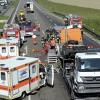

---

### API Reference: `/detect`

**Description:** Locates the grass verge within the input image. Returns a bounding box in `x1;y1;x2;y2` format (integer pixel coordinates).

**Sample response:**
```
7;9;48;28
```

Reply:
0;0;20;29
0;15;9;20
0;23;5;29
37;0;100;35
11;0;20;7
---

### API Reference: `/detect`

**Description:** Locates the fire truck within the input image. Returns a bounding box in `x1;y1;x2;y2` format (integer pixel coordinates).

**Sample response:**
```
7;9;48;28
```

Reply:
63;14;82;29
0;56;54;99
19;20;40;37
3;24;24;46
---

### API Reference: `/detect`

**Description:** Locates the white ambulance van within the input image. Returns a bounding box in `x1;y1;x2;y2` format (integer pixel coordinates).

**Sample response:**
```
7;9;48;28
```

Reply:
0;56;54;99
0;37;19;59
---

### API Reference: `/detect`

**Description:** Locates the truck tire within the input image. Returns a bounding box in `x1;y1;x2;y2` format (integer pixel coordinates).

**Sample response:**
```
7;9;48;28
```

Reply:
70;90;75;100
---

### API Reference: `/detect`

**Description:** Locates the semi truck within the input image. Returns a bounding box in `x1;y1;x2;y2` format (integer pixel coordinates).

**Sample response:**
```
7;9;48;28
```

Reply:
59;45;100;99
0;56;54;99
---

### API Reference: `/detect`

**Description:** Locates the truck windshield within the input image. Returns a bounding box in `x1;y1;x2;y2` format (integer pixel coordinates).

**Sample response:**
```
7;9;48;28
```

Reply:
79;58;100;71
7;32;15;37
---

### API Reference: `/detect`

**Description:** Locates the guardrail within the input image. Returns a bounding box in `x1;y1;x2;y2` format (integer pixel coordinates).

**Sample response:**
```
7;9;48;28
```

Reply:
83;25;100;40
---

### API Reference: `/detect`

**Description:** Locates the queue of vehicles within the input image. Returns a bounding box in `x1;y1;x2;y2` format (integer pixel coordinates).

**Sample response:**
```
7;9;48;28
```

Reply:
0;6;54;100
41;14;100;100
0;1;100;99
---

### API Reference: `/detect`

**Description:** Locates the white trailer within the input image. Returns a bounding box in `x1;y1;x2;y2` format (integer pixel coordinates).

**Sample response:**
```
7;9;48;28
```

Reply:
25;1;34;13
0;37;19;59
0;56;54;99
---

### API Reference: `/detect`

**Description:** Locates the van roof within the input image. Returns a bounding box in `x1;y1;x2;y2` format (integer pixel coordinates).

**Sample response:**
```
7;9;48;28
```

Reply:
0;37;19;45
0;56;39;70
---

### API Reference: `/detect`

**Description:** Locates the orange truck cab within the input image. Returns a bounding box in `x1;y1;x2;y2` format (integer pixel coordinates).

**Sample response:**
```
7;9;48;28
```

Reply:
60;28;83;44
53;26;83;44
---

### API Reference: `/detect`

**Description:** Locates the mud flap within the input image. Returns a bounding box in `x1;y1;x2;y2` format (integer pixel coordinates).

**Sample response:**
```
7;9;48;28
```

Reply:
46;64;54;87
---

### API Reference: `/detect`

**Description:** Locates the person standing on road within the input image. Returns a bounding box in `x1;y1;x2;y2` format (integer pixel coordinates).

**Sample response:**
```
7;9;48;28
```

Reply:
50;37;56;49
32;34;37;45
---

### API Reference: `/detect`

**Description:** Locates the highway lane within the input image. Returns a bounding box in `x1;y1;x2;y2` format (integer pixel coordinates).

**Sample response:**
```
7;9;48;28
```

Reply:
12;0;71;100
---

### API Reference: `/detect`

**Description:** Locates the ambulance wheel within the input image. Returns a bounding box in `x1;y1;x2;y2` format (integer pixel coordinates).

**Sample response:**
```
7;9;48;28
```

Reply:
20;91;26;99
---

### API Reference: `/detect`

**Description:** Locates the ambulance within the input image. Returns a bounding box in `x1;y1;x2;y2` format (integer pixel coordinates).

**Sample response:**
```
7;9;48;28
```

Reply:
0;37;19;59
0;56;54;99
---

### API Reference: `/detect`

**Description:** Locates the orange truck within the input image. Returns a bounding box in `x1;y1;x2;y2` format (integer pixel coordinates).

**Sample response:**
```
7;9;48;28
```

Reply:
59;28;83;44
53;26;83;44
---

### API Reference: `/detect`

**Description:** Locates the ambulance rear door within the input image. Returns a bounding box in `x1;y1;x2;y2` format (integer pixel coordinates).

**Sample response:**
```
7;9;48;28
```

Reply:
0;71;9;96
29;63;39;90
46;64;54;87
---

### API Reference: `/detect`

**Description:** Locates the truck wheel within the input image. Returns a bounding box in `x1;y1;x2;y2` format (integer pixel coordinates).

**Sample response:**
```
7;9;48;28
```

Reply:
20;91;26;99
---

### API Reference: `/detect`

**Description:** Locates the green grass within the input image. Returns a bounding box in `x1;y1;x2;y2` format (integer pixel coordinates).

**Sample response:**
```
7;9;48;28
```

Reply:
0;23;5;28
11;0;20;7
0;16;9;28
37;0;100;34
0;0;20;29
0;15;9;20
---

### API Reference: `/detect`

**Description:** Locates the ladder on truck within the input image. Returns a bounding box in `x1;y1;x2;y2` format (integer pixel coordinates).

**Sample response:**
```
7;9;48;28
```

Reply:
47;49;58;63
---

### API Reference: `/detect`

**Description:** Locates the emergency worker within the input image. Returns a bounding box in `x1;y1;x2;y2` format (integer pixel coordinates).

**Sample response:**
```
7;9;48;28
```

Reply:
32;34;37;45
50;37;56;49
